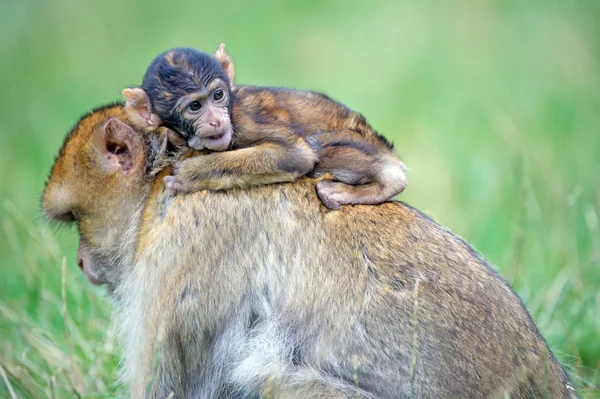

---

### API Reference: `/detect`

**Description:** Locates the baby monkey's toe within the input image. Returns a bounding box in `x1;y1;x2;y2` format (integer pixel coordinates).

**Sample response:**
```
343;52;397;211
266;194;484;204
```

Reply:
316;180;349;210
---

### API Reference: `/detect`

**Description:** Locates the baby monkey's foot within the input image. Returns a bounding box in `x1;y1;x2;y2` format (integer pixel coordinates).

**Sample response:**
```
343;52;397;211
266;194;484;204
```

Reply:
316;180;353;210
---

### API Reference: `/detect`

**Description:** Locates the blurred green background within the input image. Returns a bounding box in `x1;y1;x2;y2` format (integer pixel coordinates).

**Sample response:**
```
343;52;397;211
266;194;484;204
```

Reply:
1;0;599;397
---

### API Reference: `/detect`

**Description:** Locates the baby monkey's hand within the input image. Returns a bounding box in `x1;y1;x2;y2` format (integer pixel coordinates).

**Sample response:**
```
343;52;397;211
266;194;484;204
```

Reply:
167;130;188;148
163;159;197;195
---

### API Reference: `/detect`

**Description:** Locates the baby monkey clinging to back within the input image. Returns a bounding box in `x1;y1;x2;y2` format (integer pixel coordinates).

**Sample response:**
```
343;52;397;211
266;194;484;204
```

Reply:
123;44;407;209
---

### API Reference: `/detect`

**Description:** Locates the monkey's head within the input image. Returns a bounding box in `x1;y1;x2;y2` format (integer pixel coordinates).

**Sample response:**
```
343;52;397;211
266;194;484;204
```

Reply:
123;44;236;151
42;105;149;292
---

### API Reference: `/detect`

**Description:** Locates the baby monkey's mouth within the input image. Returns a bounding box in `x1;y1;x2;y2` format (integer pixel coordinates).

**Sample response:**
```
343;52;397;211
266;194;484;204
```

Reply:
188;128;233;151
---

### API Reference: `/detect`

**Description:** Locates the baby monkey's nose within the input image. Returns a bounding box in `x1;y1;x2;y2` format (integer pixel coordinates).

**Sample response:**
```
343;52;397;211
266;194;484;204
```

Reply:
209;120;221;128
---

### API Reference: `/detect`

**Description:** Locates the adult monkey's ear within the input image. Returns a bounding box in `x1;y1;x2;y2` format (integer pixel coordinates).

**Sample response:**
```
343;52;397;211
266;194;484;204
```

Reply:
215;43;236;89
100;118;145;175
122;87;163;133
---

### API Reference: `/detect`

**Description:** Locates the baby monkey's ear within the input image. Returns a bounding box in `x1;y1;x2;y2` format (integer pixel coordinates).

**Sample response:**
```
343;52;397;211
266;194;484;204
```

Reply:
122;87;163;133
215;43;236;89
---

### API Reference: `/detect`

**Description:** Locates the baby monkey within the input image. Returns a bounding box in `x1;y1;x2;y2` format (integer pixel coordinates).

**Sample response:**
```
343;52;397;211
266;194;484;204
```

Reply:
123;45;407;209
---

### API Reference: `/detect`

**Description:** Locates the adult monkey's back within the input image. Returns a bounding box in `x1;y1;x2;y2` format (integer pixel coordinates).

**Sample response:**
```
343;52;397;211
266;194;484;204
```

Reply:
42;104;576;398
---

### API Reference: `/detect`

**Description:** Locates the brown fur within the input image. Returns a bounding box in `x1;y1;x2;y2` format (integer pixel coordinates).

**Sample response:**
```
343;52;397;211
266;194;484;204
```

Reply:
42;104;576;398
127;46;407;209
170;84;408;209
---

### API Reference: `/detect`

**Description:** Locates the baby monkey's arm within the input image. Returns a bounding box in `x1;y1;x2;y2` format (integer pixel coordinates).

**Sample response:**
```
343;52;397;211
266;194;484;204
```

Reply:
164;131;316;193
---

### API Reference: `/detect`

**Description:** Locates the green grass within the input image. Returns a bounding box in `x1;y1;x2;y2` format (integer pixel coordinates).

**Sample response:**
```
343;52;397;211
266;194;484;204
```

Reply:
1;0;599;397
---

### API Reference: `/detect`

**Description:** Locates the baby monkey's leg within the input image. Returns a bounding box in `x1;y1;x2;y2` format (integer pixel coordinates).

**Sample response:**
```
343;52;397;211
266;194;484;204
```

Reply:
314;140;407;210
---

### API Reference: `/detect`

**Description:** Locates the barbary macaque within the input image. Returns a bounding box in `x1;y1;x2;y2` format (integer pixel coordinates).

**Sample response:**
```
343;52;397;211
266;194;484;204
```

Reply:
42;104;577;398
123;44;407;209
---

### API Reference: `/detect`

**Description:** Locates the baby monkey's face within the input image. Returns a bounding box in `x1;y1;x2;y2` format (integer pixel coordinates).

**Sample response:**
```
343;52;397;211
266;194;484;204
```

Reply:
175;78;233;151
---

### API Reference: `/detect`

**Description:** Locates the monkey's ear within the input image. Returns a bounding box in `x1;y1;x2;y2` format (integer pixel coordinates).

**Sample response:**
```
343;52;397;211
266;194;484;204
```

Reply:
122;87;163;133
101;118;145;174
215;43;236;88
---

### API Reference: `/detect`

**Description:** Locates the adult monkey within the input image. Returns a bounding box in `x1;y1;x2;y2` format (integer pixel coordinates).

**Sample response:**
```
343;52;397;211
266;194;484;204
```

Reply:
42;104;577;398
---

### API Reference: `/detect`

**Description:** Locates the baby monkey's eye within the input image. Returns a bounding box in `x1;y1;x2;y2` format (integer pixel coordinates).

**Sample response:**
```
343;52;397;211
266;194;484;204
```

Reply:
187;101;202;112
213;89;224;101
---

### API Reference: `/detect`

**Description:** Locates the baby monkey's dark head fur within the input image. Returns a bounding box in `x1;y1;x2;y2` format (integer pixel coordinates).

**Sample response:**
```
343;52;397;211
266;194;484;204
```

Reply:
142;48;233;136
121;45;237;151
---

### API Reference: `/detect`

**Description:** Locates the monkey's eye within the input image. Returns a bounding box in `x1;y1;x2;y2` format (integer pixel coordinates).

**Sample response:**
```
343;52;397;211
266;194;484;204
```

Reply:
187;101;202;112
213;89;224;101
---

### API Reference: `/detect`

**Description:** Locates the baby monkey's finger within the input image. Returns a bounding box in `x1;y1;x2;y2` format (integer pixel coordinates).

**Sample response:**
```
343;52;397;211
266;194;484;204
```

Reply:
167;130;188;147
